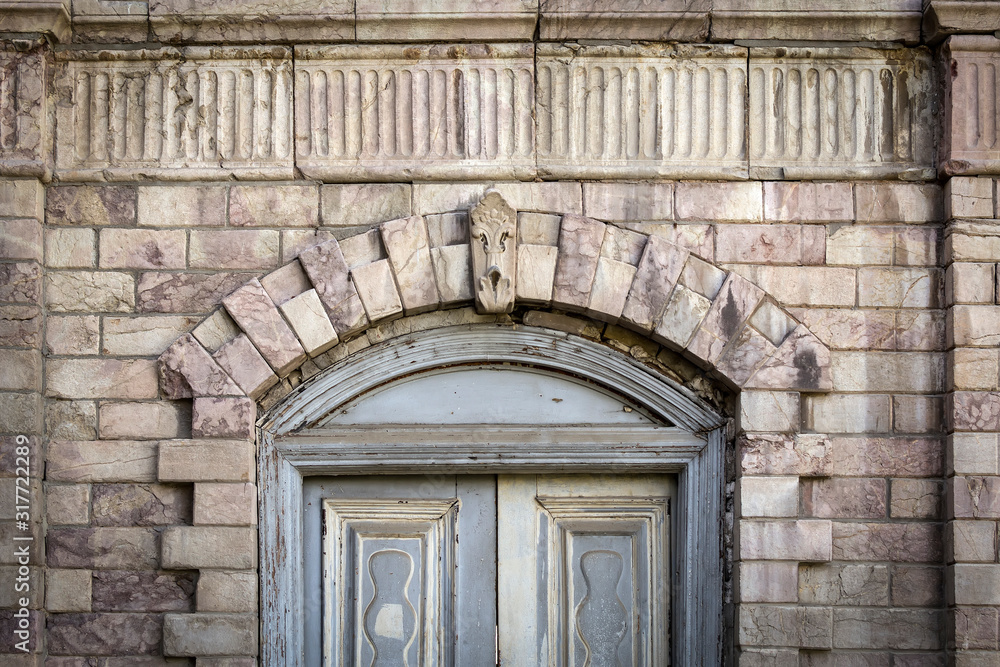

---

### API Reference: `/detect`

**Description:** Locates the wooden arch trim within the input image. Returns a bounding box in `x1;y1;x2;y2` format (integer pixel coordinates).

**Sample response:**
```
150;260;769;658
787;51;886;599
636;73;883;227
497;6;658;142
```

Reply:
157;192;833;437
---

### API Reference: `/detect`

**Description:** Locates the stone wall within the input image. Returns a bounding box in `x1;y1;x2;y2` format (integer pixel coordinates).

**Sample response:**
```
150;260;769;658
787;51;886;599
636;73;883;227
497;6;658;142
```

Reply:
1;1;999;665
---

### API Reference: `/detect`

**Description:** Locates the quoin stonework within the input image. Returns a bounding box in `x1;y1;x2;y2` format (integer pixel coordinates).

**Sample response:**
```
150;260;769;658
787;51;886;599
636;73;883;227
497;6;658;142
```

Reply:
2;1;1000;665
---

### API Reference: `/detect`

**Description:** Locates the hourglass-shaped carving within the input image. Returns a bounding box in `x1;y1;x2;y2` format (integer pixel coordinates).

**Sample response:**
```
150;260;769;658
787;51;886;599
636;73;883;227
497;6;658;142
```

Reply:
575;550;628;667
362;549;417;667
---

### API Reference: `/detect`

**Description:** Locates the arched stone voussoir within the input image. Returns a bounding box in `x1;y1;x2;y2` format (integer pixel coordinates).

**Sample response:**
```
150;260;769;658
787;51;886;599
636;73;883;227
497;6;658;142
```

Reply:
158;193;833;422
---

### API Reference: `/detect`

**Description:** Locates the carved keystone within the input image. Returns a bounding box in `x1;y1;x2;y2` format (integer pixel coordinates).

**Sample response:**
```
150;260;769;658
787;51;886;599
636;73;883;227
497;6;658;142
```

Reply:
469;191;516;314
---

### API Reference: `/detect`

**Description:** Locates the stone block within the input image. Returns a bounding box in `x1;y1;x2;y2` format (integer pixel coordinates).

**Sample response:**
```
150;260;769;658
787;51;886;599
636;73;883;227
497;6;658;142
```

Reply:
47;527;159;569
827;437;942;478
163;613;258;657
92;570;195;613
150;0;351;40
413;182;582;217
948;221;1000;262
653;285;711;350
552;214;605;311
0;392;42;434
137;271;256;314
427;212;469;247
45;316;99;355
951;392;1000;432
832;522;942;563
0;218;41;262
620;235;688;333
855;183;944;223
47;440;157;483
746;325;832;392
351;259;404;323
192;310;242;354
676;182;762;222
46;185;136;226
896;310;946;352
948;520;998;563
158;440;254;484
798;564;889;606
103;315;200;357
947;263;994;306
46;398;97;441
946;177;994;219
297;239;370;336
582;182;673;221
802;478;887;519
951;305;1000;348
738;561;799;603
230;184;318;227
858;268;942;308
137;186;226;227
716;326;778;387
739;605;832;650
941;36;1000;175
764;182;854;222
45;271;135;313
826;226;894;266
279;289;338;357
194;483;257;526
48;359;158;400
161;527;257;570
98;229;185;270
833;609;942;650
739;391;801;434
681;254;727;297
222;279;306;377
587;257;637;323
46;569;92;613
0;261;41;304
739;519;832;561
738;476;799;518
0;303;41;348
380;216;439;315
890;566;943;608
321;183;412;228
260;261;311;307
282;229;339;262
951;348;1000;391
952;606;1000;651
189;230;279;270
213;334;279;401
98;402;188;440
830;351;945;393
717;224;823;266
950;433;1000;476
892;395;943;435
47;612;162;656
0;349;40;391
359;0;536;41
47;485;90;526
92;483;191;527
688;273;765;365
803;394;891;434
431;245;474;306
729;266;857;307
951;475;1000;519
158;334;242;399
0;179;43;219
740;434;830;477
895;227;938;267
197;570;257;613
192;398;255;440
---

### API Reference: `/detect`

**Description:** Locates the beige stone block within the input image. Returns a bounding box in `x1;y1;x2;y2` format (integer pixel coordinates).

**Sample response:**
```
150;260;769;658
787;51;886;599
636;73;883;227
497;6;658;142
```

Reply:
951;305;1000;348
47;400;97;442
675;182;763;222
47;359;158;400
739;604;832;650
749;301;797;348
858;268;941;308
738;561;799;603
582;182;673;221
652;284;711;349
0;349;40;391
625;222;713;260
0;392;42;434
380;216;439;315
830;351;945;393
0;218;40;262
0;179;43;219
222;279;306;377
163;612;258;658
948;520;997;563
351;259;404;323
739;519;832;561
161;527;257;570
99;229;186;269
890;479;941;519
413;182;583;217
339;229;384;269
158;440;254;484
260;260;311;306
716;224;821;266
47;440;157;483
739;476;799;518
230;184;318;227
804;394;891;434
194;483;257;526
102;315;200;356
950;433;1000;476
894;227;938;267
948;221;1000;262
360;0;536;41
98;401;188;440
47;484;90;526
281;229;339;262
516;245;558;305
321;183;412;228
138;186;227;227
431;245;473;305
892;395;943;435
855;183;943;223
587;257;636;323
946;177;993;219
213;334;279;401
46;569;92;613
279;289;338;357
787;308;894;351
192;310;241;354
729;266;856;307
826;226;893;265
197;570;257;613
45;271;135;313
45;228;96;269
833;608;942;651
426;212;469;247
799;563;889;606
190;230;279;270
679;255;726;300
739;391;801;433
764;182;853;222
953;564;1000;606
947;263;994;306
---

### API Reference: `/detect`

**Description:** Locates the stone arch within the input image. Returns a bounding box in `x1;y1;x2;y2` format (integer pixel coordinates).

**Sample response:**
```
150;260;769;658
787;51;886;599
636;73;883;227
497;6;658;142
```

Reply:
156;191;833;437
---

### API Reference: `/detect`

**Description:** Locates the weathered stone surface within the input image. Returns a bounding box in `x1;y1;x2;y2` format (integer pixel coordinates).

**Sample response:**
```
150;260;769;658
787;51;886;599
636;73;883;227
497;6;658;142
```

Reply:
161;527;256;570
802;478;887;519
950;519;999;564
0;218;41;261
582;182;673;222
677;182;762;222
739;476;799;518
351;259;404;323
895;227;938;267
738;561;798;603
890;566;943;607
552;214;605;311
516;244;558;305
297;238;370;336
46;185;136;226
829;437;942;478
158;334;242;399
48;359;158;400
859;267;941;309
103;315;200;356
92;570;195;612
0;392;42;434
47;484;90;526
587;257;636;323
99;229;185;270
951;305;1000;348
92;484;191;527
259;260;311;307
359;0;536;41
46;569;92;613
947;264;995;306
45;271;135;313
194;483;257;526
48;440;157;483
279;289;338;356
282;229;339;262
47;527;159;569
653;285;711;350
951;392;1000;432
887;479;940;520
739;605;832;650
0;304;41;348
804;394;891;434
150;0;351;41
738;391;801;433
716;224;824;266
764;182;854;222
947;177;994;219
832;609;942;650
163;612;258;657
826;225;894;266
941;36;1000;176
158;440;254;483
321;183;412;228
799;564;889;606
948;221;1000;262
213;334;279;400
952;606;1000;652
952;475;1000;519
137;186;226;227
893;394;943;434
192;397;255;440
222;279;306;377
48;613;162;656
45;316;97;357
950;433;1000;476
192;310;241;354
0;349;40;391
197;570;257;613
98;401;189;440
137;272;256;314
230;184;318;227
431;245;474;306
715;326;776;387
740;519;832;561
679;256;727;300
0;179;43;219
688;273;765;365
830;351;945;393
0;261;41;303
621;235;688;333
741;434;830;477
832;522;942;562
189;230;279;270
855;183;943;223
380;215;439;315
729;265;857;307
748;323;832;392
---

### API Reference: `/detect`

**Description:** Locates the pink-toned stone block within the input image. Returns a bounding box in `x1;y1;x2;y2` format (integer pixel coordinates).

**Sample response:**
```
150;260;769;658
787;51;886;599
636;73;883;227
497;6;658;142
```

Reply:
281;229;339;262
213;334;279;401
687;273;764;365
740;433;830;477
48;358;159;400
189;230;279;270
952;476;1000;519
46;185;136;226
802;478;887;519
788;308;895;351
855;183;944;223
137;271;257;314
279;289;339;357
222;279;306;378
380;215;439;315
99;229;186;269
259;260;311;306
676;182;763;222
827;437;943;478
946;177;994;219
158;334;242;400
582;182;673;222
229;184;318;227
620;235;689;333
764;182;854;222
738;561;798;603
715;224;818;265
351;259;404;323
832;522;942;563
158;440;255;483
47;440;157;483
715;326;776;387
45;315;100;356
746;325;834;392
98;401;189;440
138;185;226;227
192;397;256;440
895;227;938;267
552;214;606;311
297;238;369;337
950;391;1000;432
739;519;832;562
0;218;42;261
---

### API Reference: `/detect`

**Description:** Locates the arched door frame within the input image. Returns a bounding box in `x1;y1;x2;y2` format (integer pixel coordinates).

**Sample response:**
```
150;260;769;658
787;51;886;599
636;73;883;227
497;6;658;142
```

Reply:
258;324;728;666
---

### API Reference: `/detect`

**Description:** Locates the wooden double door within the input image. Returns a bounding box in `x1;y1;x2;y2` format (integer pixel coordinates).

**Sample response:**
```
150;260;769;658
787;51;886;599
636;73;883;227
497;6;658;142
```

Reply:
319;473;674;666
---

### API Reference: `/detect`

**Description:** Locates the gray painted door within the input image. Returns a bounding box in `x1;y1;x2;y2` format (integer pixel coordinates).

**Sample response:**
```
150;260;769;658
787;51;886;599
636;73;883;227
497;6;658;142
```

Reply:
321;474;673;666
